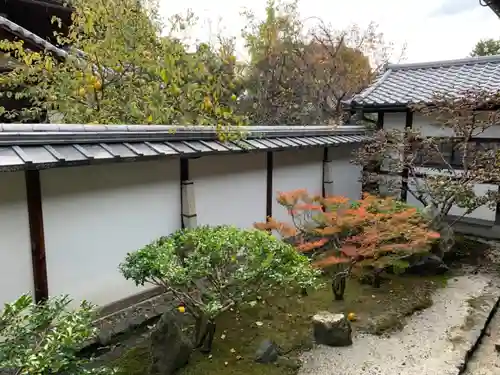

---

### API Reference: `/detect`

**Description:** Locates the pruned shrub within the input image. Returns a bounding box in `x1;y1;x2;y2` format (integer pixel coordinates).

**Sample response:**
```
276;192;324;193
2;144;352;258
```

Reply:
119;225;320;353
0;294;114;375
255;190;440;299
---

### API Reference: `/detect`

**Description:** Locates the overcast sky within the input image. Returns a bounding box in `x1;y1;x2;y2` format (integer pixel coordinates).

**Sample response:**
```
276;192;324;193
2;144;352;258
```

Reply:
160;0;500;64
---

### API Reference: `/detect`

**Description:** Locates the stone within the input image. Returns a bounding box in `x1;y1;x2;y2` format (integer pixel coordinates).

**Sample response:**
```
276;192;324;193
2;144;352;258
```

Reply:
275;355;301;370
495;342;500;353
149;311;193;375
255;339;280;363
312;311;352;347
422;204;455;257
437;224;455;256
407;254;449;276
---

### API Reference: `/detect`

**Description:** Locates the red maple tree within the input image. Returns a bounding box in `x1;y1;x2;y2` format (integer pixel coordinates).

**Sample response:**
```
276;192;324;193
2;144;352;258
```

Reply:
255;190;440;298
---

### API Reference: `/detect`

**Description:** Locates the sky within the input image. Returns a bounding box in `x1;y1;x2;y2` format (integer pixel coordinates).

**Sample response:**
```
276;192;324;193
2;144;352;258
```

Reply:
160;0;500;64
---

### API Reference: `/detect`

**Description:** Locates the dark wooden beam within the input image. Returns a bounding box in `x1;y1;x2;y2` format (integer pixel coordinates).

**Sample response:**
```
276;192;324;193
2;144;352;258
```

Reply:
9;0;72;11
25;169;48;303
401;110;413;202
376;111;384;130
321;147;327;199
266;152;273;221
180;158;189;229
362;111;384;195
495;186;500;225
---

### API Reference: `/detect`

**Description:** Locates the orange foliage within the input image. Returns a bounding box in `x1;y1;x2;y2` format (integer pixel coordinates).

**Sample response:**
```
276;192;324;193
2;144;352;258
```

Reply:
255;190;440;273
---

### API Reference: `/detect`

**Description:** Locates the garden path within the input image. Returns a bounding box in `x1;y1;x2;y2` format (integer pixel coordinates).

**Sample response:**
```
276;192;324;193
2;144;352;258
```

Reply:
299;274;500;375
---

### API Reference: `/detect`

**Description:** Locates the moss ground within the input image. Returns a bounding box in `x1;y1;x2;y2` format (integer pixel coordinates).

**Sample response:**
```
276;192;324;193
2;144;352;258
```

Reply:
113;274;447;375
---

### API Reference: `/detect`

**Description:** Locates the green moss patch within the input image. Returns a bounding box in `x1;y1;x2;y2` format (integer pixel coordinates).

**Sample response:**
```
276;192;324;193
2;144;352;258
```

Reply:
113;274;447;375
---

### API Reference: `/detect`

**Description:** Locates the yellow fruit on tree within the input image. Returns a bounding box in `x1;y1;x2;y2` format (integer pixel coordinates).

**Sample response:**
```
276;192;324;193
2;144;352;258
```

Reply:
177;306;185;313
347;312;357;321
93;80;102;91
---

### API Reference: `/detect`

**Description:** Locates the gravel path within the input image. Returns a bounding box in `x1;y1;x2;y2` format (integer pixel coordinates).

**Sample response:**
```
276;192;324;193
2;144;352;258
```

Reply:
299;274;500;375
463;301;500;375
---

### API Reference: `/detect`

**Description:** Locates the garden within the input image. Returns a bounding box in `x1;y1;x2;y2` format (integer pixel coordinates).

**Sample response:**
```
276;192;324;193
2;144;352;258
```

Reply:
3;83;500;375
2;1;500;372
3;184;498;375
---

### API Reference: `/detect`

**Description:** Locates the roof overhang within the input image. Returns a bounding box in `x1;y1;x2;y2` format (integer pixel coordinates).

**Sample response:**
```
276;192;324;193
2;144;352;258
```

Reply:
482;0;500;17
0;124;371;172
343;102;409;113
0;124;368;146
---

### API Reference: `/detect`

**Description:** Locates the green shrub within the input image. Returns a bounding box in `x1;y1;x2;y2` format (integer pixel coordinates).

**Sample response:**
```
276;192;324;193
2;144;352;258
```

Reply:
0;294;115;375
119;225;320;352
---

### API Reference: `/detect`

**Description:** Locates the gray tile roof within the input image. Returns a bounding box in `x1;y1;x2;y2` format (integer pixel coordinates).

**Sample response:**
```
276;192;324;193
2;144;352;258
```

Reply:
347;55;500;108
0;124;370;171
485;0;500;17
0;15;68;59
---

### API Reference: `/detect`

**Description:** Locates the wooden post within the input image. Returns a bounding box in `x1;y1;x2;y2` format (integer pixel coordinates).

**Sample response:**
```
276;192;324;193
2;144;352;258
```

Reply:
362;111;384;196
266;152;273;222
322;147;334;198
495;185;500;225
401;110;413;202
25;169;49;303
180;158;197;228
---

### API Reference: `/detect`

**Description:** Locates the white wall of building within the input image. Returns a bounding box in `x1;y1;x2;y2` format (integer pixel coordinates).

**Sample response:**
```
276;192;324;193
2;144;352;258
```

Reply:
384;112;500;138
272;148;323;224
41;159;181;308
383;112;499;222
0;172;33;307
328;144;363;201
272;146;362;223
0;145;365;309
191;153;267;228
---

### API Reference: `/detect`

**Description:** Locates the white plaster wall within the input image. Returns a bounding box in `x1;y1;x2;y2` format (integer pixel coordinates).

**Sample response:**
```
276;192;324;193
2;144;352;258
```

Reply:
384;112;498;222
407;172;497;222
384;112;500;138
272;148;323;224
0;172;33;307
328;144;363;201
41;159;181;308
191;153;267;228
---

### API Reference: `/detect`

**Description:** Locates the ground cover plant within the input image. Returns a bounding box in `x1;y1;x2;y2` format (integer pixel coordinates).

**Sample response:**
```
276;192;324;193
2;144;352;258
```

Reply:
113;274;446;375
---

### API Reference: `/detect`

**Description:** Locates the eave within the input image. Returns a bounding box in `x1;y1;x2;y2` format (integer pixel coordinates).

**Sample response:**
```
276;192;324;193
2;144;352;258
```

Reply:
0;124;371;172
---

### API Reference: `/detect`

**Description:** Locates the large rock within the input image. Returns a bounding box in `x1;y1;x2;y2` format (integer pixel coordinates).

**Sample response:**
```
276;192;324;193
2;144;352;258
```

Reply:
407;254;449;276
312;312;352;347
255;339;280;363
149;311;193;375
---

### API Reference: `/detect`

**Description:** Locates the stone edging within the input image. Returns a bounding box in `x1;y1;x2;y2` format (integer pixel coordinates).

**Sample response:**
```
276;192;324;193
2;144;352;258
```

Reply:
457;292;500;374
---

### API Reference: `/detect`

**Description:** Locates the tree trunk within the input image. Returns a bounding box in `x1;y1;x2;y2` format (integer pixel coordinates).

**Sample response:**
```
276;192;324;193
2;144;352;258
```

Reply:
199;320;216;354
194;315;217;354
423;204;456;258
332;275;346;301
194;316;207;348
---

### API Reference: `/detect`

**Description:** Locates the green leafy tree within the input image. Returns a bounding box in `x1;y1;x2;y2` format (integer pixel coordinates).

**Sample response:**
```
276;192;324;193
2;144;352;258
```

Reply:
240;0;399;125
353;89;500;256
470;38;500;57
0;0;247;137
119;225;319;353
0;294;114;375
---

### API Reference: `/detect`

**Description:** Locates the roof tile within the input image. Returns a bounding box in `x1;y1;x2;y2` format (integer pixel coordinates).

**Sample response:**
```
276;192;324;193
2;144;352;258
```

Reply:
348;55;500;108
